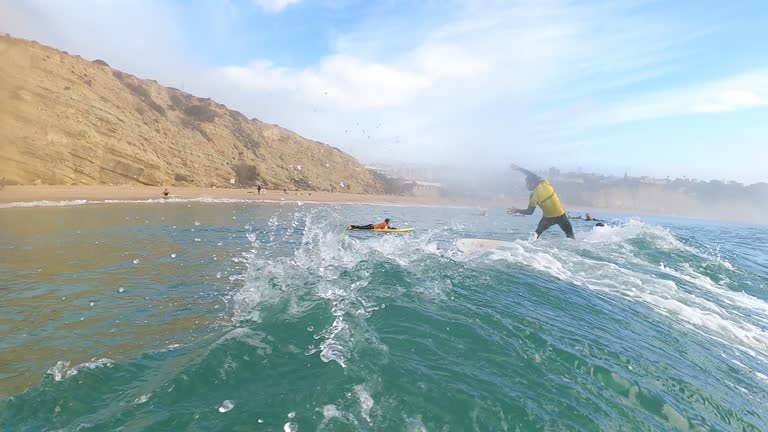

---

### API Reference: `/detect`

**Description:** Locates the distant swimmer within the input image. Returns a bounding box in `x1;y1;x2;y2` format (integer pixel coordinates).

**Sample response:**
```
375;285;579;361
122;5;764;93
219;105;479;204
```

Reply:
585;213;604;222
569;213;583;220
506;164;575;239
348;218;392;230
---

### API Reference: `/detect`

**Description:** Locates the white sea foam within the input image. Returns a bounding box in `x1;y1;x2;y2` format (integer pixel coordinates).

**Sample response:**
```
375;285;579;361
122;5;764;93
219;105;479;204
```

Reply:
354;384;374;423
659;263;768;319
231;208;438;368
46;358;114;381
405;416;429;432
323;404;341;419
134;394;150;404
581;218;696;253
458;223;768;357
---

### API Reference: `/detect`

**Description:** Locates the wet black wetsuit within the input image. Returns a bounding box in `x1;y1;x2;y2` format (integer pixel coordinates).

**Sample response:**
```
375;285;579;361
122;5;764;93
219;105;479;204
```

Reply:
535;214;575;238
349;224;374;230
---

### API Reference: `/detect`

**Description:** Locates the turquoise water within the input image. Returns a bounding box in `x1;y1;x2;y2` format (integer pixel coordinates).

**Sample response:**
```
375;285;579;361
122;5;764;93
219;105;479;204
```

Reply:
1;201;767;431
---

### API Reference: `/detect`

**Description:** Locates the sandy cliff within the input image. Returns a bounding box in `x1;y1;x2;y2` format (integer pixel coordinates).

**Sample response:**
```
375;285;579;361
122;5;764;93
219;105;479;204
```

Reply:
0;35;384;193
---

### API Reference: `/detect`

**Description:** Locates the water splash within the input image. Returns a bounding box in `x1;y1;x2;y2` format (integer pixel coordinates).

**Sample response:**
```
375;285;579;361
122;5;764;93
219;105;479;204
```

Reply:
46;358;114;381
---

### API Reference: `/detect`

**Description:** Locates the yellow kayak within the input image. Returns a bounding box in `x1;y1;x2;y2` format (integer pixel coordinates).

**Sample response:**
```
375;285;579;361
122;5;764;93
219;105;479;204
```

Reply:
347;227;415;233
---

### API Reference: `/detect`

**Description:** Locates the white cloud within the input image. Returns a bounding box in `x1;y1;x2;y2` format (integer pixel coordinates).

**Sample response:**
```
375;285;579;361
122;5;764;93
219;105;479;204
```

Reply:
574;69;768;126
217;41;489;111
252;0;300;13
692;90;767;113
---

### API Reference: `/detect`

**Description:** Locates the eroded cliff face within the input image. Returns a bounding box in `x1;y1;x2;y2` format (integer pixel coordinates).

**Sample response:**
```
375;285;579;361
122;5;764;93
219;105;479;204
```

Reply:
0;35;384;193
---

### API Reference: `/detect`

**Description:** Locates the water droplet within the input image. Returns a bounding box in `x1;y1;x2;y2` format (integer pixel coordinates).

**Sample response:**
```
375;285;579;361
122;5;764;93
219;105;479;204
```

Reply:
218;400;235;413
258;418;264;423
216;272;222;278
89;301;95;307
284;422;298;432
194;221;200;226
80;317;85;321
62;296;67;300
171;253;177;258
133;259;139;264
288;411;296;419
194;238;201;242
118;288;125;293
307;326;314;332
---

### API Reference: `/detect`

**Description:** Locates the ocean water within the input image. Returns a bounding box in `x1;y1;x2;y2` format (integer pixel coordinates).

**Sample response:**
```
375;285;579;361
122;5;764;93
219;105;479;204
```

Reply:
1;201;767;431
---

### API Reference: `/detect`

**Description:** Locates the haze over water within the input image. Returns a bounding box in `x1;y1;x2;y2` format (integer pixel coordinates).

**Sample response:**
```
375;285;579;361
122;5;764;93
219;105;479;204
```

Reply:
1;201;767;431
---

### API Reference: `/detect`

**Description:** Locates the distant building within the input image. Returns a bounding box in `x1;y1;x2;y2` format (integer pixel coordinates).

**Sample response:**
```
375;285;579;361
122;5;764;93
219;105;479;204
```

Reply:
402;180;443;197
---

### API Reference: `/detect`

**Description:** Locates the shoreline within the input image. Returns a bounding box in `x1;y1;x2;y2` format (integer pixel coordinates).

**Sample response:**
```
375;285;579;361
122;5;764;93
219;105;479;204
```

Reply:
0;185;762;226
0;185;481;209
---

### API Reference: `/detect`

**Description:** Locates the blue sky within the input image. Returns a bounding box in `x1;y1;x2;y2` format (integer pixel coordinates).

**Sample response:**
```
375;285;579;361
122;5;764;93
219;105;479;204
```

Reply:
2;0;767;183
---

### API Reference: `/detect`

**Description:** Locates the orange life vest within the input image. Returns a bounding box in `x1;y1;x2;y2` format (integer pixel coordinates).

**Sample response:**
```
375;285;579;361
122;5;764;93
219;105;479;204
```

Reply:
373;222;388;229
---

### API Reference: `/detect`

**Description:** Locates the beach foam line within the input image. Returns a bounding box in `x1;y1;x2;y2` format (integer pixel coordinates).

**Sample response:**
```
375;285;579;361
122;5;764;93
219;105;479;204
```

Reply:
0;198;268;208
0;199;91;208
0;197;473;210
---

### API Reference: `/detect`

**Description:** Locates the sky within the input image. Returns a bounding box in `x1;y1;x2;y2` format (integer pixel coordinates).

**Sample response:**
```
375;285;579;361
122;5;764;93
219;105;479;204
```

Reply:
1;0;767;184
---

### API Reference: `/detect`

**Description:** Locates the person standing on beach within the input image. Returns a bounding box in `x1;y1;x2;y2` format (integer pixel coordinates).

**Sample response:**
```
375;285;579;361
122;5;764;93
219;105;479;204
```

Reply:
507;164;574;239
257;185;262;195
162;188;170;197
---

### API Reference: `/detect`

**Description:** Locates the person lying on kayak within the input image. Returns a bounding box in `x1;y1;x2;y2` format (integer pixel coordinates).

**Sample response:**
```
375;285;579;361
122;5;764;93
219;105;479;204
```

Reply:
506;164;575;239
348;218;392;230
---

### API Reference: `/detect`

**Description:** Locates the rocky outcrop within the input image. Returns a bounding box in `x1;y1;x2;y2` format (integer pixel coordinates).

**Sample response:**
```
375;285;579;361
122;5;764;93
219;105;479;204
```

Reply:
0;35;384;193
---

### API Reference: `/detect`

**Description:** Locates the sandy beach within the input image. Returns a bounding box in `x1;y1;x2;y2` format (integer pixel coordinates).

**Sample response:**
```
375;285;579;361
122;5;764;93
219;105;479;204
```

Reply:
0;185;482;208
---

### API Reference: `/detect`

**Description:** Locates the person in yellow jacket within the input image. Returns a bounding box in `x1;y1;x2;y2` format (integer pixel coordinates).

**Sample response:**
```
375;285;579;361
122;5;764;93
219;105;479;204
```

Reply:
507;164;575;239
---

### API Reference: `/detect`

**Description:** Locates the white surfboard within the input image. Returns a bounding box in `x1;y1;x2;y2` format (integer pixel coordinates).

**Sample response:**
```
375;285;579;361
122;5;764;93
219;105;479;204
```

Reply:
456;238;519;252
